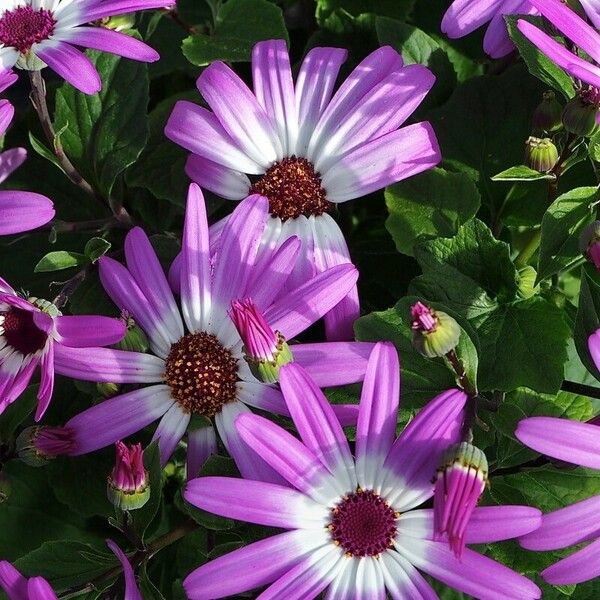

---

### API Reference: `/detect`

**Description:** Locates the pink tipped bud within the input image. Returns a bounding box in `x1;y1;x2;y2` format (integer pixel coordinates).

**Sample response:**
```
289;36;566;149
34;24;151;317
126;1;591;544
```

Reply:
107;442;149;511
229;298;293;383
411;302;461;358
433;442;489;558
16;426;74;466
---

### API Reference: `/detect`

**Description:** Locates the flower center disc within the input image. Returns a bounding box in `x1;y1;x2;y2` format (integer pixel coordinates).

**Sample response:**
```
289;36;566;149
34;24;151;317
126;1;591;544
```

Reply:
164;332;238;417
0;6;56;54
250;156;332;221
329;489;398;557
1;307;47;355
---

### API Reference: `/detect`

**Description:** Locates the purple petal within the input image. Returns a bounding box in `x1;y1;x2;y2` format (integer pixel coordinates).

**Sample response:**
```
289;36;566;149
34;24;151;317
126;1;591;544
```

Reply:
35;40;101;95
106;541;142;600
292;341;374;387
236;380;288;415
0;70;17;94
73;0;176;23
581;0;600;28
306;46;403;162
54;315;125;347
236;412;342;504
397;539;541;599
529;0;600;64
0;191;55;235
516;416;600;469
183;530;319;600
264;264;359;339
166;103;263;174
0;560;27;599
483;6;517;59
311;213;359;341
54;345;164;383
35;343;55;421
27;577;58;600
356;343;400;490
279;363;356;492
321;122;441;203
588;329;600;372
0;148;28;184
60;26;158;62
332;403;359;427
441;0;504;37
381;389;467;511
0;99;14;138
197;61;281;167
152;403;191;466
187;424;217;479
215;401;286;485
252;40;298;156
185;154;250;200
65;385;174;455
542;537;600;585
295;47;347;156
520;493;600;551
185;476;327;528
125;227;184;342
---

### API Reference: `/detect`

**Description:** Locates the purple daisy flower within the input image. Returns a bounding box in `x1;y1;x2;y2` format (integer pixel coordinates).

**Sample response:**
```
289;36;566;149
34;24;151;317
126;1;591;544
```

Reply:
0;539;141;599
517;0;600;93
0;0;175;94
514;328;600;585
53;184;369;481
0;276;125;420
183;343;542;600
165;40;441;341
0;69;54;234
441;0;538;59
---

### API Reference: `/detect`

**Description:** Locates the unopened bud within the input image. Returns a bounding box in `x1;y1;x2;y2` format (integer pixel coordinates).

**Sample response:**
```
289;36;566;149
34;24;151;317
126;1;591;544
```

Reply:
16;426;74;466
0;472;10;503
411;302;461;359
229;298;293;383
533;91;563;133
97;382;121;398
99;14;137;31
562;95;600;137
580;220;600;270
107;441;149;511
433;442;489;558
516;266;539;299
525;136;559;172
116;312;149;353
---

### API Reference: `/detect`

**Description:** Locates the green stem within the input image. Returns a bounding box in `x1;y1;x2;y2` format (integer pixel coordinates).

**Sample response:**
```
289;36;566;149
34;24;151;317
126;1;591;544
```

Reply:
514;229;542;269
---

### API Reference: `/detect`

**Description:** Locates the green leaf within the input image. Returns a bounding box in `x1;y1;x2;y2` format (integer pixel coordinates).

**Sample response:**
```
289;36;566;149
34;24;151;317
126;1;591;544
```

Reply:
54;42;149;197
34;251;88;273
385;167;480;256
15;541;115;592
84;237;111;262
0;386;36;441
493;389;593;469
182;0;288;65
376;17;455;109
537;187;598;281
492;165;555;181
505;15;575;100
317;0;415;23
477;298;570;393
414;219;518;306
574;265;600;381
27;132;64;172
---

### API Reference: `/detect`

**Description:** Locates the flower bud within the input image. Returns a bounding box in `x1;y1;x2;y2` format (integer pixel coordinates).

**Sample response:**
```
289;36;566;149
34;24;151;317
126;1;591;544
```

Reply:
533;91;563;133
107;441;149;511
433;442;489;557
116;311;149;353
229;298;293;383
98;13;137;31
562;95;600;137
411;302;461;359
0;472;11;503
516;266;539;299
524;136;559;172
97;382;121;398
16;426;74;466
580;220;600;270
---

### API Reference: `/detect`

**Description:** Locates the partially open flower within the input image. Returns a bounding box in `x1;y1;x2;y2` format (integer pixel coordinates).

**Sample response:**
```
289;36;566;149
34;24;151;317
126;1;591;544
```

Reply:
411;301;461;358
107;441;149;511
434;442;489;558
16;425;74;466
229;298;293;383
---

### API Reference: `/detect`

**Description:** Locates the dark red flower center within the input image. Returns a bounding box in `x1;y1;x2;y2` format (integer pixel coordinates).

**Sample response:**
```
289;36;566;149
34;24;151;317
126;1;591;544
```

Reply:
328;489;398;557
250;156;332;221
0;6;56;54
164;332;238;417
2;307;47;355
